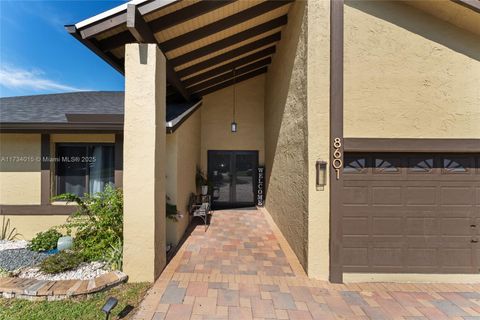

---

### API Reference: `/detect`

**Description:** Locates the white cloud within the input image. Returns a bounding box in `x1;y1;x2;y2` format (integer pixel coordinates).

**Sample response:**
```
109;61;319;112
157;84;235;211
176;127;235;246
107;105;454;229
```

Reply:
0;64;86;92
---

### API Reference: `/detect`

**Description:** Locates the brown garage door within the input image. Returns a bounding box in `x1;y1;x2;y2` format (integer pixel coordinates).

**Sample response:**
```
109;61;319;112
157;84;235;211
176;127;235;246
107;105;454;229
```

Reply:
341;153;480;273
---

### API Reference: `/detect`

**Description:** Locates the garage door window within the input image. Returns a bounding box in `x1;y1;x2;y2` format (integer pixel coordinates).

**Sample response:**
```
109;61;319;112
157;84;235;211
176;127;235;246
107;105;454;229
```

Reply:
408;157;433;173
443;157;468;173
344;156;366;173
374;158;400;173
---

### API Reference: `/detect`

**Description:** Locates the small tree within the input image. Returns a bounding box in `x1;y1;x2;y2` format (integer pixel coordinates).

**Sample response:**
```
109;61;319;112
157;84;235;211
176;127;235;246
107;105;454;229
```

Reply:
53;185;123;269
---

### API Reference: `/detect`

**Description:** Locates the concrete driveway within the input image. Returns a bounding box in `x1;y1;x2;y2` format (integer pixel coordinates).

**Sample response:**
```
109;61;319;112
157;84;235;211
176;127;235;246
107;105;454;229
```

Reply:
134;208;480;320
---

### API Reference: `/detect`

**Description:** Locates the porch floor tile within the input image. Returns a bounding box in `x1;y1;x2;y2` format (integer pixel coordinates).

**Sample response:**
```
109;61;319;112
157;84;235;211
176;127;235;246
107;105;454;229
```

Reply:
134;208;480;320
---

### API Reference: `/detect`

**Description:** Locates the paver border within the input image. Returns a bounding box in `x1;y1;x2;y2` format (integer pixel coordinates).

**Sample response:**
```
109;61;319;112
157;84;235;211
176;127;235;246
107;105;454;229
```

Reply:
0;270;128;301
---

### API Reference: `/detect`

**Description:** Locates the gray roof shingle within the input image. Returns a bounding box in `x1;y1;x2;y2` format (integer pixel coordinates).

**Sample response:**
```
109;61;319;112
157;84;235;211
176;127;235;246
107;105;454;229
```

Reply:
0;91;199;124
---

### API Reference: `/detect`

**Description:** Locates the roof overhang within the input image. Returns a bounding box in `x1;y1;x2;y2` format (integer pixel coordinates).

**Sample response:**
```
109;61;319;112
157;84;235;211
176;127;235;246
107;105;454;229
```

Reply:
0;102;201;134
405;0;480;36
0;122;124;133
66;0;293;102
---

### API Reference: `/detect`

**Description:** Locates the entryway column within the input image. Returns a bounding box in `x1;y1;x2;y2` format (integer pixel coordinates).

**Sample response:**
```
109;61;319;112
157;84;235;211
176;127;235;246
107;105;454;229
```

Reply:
123;43;166;282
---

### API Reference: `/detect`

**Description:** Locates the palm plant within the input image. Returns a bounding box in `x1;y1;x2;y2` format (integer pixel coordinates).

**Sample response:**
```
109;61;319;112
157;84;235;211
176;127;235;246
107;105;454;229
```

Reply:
0;215;21;241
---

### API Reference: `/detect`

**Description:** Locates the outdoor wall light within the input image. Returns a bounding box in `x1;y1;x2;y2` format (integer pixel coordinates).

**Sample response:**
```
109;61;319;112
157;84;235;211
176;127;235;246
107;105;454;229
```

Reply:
101;297;118;320
316;160;327;190
231;68;238;133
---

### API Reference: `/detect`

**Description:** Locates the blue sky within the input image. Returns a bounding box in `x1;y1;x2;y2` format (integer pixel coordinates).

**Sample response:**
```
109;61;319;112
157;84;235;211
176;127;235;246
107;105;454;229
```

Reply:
0;0;127;97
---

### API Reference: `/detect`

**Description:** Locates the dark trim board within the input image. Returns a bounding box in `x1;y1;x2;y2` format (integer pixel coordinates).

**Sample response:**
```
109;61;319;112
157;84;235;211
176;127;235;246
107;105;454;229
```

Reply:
344;138;480;153
0;205;76;216
329;0;344;284
0;123;123;132
114;133;124;188
451;0;480;13
41;134;51;205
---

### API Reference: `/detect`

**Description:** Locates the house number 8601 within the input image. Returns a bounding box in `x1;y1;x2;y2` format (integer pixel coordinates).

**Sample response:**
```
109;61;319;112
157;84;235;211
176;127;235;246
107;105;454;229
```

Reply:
332;138;342;180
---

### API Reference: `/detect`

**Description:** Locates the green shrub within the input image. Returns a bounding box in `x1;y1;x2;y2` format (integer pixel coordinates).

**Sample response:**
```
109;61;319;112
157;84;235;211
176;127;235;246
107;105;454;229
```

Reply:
28;229;62;252
39;251;83;274
53;185;123;268
105;238;123;271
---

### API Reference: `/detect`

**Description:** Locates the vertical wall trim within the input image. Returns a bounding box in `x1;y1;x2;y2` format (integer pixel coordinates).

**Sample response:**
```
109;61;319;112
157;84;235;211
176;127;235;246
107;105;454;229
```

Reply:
115;133;124;188
41;134;51;205
329;0;344;283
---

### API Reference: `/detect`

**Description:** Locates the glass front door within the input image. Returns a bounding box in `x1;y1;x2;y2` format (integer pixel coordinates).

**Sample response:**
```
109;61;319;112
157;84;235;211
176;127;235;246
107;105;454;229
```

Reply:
208;150;258;208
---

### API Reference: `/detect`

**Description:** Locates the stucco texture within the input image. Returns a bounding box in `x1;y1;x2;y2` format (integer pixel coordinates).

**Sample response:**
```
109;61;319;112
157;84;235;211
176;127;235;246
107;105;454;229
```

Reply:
200;74;265;171
1;215;68;240
123;44;166;282
264;0;309;271
344;0;480;138
0;134;41;205
0;133;119;239
166;109;201;247
306;0;331;280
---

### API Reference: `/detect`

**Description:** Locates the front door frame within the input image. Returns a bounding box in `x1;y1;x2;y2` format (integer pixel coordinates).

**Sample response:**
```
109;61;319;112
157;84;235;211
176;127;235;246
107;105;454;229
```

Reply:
207;150;259;209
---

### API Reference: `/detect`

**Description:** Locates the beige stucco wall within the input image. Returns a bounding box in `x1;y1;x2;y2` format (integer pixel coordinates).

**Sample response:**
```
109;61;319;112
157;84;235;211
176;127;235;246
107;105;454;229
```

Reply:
0;133;118;239
306;0;331;280
166;109;201;247
344;0;480;138
200;75;265;171
1;215;69;240
123;43;166;282
0;134;41;205
264;0;309;271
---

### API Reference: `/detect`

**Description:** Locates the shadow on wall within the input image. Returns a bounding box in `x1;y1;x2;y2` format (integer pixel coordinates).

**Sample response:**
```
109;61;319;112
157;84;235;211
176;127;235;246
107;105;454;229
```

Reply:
345;0;480;61
263;0;308;269
264;1;307;189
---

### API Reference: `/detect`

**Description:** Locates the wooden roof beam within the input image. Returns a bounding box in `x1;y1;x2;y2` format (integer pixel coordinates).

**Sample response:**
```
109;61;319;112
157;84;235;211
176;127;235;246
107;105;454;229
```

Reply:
161;0;293;52
65;25;124;75
188;58;271;93
126;3;191;102
182;46;276;87
171;15;287;67
176;34;280;78
100;0;236;52
195;66;268;97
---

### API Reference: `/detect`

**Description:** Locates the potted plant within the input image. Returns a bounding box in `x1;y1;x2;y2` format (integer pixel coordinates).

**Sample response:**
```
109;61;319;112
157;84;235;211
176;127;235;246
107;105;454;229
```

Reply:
196;167;209;195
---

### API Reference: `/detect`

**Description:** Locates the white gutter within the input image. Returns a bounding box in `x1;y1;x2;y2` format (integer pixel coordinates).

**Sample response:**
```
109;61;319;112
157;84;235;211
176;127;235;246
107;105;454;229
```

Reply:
75;0;146;29
75;0;177;29
166;101;202;129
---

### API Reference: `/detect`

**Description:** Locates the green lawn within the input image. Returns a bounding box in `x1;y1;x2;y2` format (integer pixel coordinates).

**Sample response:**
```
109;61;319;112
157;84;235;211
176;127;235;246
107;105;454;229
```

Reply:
0;282;150;320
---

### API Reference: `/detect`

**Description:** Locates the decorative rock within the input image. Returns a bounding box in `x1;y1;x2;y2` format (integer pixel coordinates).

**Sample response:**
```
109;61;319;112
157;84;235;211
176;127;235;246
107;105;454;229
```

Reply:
18;261;109;281
0;249;48;271
0;240;28;251
57;236;73;251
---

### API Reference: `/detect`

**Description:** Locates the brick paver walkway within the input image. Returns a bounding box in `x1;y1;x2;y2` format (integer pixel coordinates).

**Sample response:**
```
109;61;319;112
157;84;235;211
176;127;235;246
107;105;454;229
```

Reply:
134;208;480;320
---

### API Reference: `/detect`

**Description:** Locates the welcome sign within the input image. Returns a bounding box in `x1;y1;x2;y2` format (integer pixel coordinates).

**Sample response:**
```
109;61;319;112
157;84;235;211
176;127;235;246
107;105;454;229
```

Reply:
257;166;265;207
